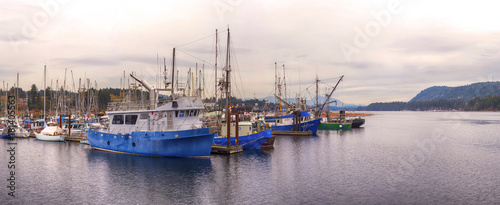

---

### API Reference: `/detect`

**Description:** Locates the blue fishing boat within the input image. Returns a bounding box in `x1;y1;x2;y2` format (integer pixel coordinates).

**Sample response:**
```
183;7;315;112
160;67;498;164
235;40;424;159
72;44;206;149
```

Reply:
87;74;216;158
267;110;321;134
1;130;10;138
213;122;272;149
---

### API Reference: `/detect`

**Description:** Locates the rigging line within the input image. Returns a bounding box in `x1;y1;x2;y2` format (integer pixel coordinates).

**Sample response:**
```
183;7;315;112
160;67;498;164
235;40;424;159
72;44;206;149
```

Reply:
298;84;315;95
175;49;214;66
230;38;246;98
175;33;216;48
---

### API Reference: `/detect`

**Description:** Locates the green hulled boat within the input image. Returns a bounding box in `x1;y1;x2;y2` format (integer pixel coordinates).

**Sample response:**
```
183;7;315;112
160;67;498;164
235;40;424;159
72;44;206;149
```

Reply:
318;122;352;130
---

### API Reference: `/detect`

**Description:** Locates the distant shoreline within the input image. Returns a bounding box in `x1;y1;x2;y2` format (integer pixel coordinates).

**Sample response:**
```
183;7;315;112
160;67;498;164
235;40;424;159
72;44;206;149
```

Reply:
432;110;500;113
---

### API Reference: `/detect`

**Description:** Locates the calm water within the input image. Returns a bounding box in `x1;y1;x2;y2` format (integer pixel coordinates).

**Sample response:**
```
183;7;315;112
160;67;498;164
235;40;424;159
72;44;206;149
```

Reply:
2;112;500;204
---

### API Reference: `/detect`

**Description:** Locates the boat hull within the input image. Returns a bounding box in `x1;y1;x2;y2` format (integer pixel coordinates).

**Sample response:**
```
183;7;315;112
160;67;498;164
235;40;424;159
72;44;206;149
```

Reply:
87;128;216;158
213;130;272;149
35;133;66;142
271;118;321;134
351;118;365;128
318;122;352;130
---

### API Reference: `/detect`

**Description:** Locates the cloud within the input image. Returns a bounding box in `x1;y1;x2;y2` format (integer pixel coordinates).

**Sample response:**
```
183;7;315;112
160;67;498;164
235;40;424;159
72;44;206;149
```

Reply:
1;0;500;105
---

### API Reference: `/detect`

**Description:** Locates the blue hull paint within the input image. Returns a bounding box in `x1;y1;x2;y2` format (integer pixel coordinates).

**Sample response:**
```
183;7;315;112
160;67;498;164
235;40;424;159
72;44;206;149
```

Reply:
1;135;11;139
271;118;321;134
213;130;272;149
87;128;216;157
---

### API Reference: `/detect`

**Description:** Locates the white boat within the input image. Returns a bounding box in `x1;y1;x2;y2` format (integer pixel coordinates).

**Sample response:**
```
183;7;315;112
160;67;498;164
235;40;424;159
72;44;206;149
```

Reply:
13;126;30;138
12;118;30;138
35;124;66;142
35;66;65;142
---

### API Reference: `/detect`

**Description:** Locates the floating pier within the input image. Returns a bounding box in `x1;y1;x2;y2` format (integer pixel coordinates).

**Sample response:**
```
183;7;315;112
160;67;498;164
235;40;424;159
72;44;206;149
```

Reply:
65;136;85;142
211;145;243;154
272;130;313;136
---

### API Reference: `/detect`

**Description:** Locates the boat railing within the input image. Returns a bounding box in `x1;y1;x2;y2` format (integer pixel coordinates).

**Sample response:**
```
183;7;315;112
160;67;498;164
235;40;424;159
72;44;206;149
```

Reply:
107;100;152;111
107;98;172;111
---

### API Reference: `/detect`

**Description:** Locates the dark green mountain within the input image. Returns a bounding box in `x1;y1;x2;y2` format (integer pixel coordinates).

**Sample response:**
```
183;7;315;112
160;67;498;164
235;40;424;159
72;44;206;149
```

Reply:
410;82;500;102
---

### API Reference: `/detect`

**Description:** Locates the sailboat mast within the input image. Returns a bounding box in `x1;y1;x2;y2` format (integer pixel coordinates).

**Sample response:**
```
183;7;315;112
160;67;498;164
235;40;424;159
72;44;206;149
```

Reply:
43;66;46;123
16;73;19;119
215;29;219;127
171;48;175;99
64;68;67;114
215;29;218;106
202;64;205;99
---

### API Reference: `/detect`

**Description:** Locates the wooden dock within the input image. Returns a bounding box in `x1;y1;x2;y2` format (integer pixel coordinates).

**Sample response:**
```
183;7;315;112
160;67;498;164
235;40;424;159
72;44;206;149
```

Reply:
272;130;313;136
211;145;243;154
65;136;85;142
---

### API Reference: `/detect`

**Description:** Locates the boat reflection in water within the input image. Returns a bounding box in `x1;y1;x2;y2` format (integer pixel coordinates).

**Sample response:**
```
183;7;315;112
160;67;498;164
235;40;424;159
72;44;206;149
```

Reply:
86;149;213;204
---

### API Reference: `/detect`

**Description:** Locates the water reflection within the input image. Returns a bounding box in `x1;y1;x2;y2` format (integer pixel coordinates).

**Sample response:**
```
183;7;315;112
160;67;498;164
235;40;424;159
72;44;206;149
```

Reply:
2;112;500;204
85;149;213;204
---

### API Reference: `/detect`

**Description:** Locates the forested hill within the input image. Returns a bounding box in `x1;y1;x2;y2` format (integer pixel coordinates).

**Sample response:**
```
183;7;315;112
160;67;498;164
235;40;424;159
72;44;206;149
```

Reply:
409;82;500;102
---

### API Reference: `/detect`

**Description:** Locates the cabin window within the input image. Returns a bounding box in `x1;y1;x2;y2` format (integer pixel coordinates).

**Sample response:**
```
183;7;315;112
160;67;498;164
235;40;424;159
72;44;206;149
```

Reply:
125;115;138;125
179;111;184;117
194;110;198;116
188;110;193;117
112;115;124;124
175;111;179;117
172;101;178;108
140;114;148;119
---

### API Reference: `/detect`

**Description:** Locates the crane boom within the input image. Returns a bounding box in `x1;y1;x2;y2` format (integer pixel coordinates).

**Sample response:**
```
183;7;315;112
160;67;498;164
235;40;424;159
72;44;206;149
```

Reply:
318;75;344;116
274;94;293;108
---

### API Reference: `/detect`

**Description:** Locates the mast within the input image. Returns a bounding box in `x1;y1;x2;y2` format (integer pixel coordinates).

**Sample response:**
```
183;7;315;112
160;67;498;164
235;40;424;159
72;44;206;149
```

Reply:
202;64;205;99
274;62;277;124
55;79;59;118
43;66;46;125
2;81;4;116
225;28;232;149
196;63;199;97
16;73;19;119
171;48;176;99
215;29;219;127
215;29;218;107
315;74;319;115
63;68;67;114
164;57;167;89
283;64;287;110
187;68;191;96
50;79;52;117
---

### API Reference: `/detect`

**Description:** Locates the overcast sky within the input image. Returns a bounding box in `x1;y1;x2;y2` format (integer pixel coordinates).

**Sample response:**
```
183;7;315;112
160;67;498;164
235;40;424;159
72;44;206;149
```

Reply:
1;0;499;105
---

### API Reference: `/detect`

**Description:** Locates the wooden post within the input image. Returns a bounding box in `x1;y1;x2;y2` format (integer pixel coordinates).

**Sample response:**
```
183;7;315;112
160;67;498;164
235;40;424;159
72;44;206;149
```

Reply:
235;113;239;147
59;114;71;136
68;115;71;136
226;110;231;149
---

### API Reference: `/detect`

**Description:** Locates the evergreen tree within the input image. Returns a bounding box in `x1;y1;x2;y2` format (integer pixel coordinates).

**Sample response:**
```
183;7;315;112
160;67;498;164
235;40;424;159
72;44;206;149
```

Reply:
29;84;41;110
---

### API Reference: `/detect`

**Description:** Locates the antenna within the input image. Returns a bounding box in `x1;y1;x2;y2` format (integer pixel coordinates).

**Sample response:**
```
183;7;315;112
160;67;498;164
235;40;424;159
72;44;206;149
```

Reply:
164;57;167;89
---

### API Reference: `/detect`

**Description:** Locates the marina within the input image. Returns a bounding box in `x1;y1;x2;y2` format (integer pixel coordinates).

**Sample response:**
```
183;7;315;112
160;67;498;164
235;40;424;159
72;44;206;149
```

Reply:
2;1;500;203
2;111;500;204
